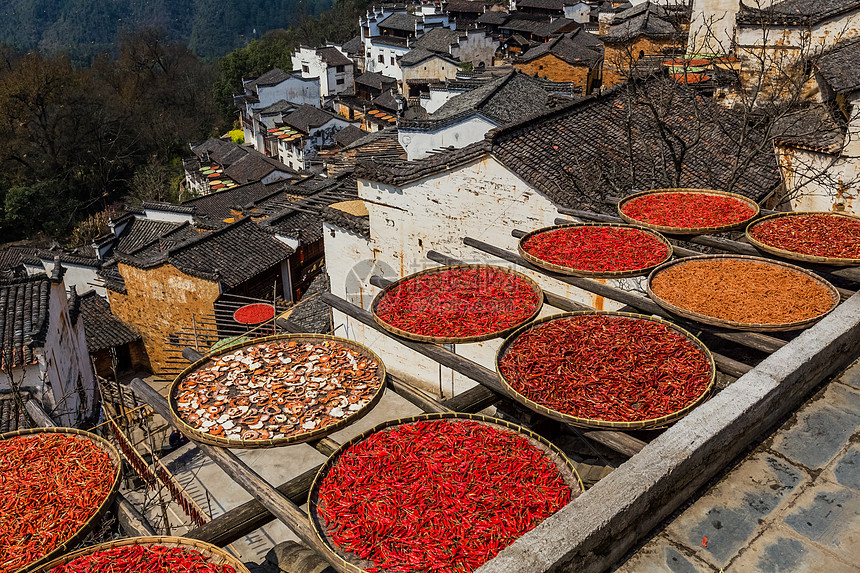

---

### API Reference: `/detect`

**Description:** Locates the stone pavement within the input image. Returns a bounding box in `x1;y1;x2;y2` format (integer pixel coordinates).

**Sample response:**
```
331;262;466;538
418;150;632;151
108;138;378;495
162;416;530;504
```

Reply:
615;358;860;573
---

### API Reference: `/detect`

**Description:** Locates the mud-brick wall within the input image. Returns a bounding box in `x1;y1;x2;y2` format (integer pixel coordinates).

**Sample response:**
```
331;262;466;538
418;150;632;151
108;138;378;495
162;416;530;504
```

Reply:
514;55;595;93
603;38;674;88
107;263;221;374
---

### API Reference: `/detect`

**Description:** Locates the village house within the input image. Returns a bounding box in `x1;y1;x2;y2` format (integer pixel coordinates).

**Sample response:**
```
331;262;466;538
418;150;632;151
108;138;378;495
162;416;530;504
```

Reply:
515;28;603;92
499;15;579;42
514;0;591;22
446;0;490;28
401;48;460;96
324;79;782;394
0;267;97;427
184;138;294;195
274;105;356;171
76;289;145;377
292;45;355;98
341;36;365;73
398;70;577;159
235;68;322;143
333;71;401;129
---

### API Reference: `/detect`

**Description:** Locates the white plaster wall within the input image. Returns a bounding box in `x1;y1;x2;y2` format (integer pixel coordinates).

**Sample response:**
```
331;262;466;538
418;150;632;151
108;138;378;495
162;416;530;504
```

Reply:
399;115;498;160
325;156;629;398
451;31;500;67
143;208;195;224
256;77;321;109
39;260;105;297
422;88;467;113
261;170;292;185
778;146;860;214
564;3;590;23
402;57;458;86
687;0;751;54
366;42;409;81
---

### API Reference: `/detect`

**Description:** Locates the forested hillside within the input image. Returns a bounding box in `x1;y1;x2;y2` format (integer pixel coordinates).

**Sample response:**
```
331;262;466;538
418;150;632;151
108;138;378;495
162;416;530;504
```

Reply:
0;0;333;60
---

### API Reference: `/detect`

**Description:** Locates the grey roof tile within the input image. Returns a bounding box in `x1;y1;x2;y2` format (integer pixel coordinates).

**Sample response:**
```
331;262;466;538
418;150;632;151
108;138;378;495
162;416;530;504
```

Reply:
0;275;51;368
78;290;141;351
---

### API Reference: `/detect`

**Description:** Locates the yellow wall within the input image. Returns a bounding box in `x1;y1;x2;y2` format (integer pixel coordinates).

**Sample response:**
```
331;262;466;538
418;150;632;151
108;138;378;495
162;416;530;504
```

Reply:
515;54;597;93
603;38;675;88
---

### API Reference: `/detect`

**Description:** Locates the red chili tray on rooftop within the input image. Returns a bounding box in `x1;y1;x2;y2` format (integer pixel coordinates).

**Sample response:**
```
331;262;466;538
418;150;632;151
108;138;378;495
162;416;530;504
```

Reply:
745;211;860;266
618;188;760;234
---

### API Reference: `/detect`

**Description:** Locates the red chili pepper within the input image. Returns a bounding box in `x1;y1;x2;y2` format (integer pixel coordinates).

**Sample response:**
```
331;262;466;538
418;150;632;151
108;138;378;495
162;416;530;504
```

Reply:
375;268;541;339
0;433;115;571
621;192;755;229
317;419;573;573
749;213;860;259
48;544;238;572
522;226;669;273
498;314;712;422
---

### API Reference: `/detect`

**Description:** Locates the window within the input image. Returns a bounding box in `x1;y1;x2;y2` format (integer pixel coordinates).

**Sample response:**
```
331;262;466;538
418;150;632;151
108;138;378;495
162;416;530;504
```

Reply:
336;78;345;85
302;64;309;73
336;65;345;73
378;54;384;63
390;56;395;65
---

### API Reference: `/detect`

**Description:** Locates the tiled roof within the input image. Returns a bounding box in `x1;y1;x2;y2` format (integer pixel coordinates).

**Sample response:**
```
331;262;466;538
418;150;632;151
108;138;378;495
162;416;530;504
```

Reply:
341;127;407;160
356;71;398;90
284;270;332;333
602;6;679;42
359;80;782;206
771;104;846;153
183;181;287;225
378;12;419;31
373;92;401;112
501;16;576;36
335;125;369;147
516;0;564;10
401;47;455;66
113;218;183;255
519;31;603;67
256;100;298;115
142;201;197;214
412;27;462;53
77;290;141;352
245;68;292;91
0;275;51;368
815;37;860;95
341;36;363;55
283;105;344;133
223;151;293;184
191;138;248;166
97;260;126;294
737;0;860;25
0;247;39;271
477;10;510;25
322;203;371;238
317;46;353;68
447;0;486;12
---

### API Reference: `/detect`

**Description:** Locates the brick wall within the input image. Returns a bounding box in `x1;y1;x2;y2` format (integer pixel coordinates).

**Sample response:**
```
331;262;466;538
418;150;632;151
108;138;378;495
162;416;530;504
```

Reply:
107;263;221;374
603;38;674;88
515;55;595;93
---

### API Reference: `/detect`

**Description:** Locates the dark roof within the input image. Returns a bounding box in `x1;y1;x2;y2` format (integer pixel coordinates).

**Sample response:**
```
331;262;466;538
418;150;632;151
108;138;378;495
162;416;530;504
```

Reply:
97;261;126;294
401;47;456;66
603;4;679;42
245;68;292;91
283;105;343;133
142;201;196;214
519;31;603;67
223;151;292;184
77;290;141;352
341;127;407;157
501;16;576;37
0;247;39;271
737;0;860;25
322;203;371;238
341;36;363;55
191;138;248;166
335;125;369;147
122;217;294;289
183;181;288;225
0;275;51;368
378;12;419;31
359;80;782;207
355;71;398;90
0;392;29;433
256;100;298;115
477;10;510;25
516;0;564;10
447;1;486;13
284;270;332;333
113;218;183;255
373;91;401;112
815;37;860;95
412;27;463;53
771;104;846;153
317;46;353;68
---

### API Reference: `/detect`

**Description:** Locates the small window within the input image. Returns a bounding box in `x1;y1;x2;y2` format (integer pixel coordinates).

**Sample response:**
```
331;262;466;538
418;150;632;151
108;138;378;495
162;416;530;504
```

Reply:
538;65;543;70
378;54;384;63
390;56;395;65
336;65;345;73
336;78;345;85
302;64;309;73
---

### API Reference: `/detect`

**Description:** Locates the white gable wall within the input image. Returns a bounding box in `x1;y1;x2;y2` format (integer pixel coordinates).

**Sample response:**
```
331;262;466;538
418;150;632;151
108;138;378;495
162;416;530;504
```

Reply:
399;115;498;160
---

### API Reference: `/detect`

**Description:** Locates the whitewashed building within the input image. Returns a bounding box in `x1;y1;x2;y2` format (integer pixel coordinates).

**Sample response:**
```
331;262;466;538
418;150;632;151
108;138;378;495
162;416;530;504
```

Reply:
235;69;322;143
277;105;357;172
292;46;355;98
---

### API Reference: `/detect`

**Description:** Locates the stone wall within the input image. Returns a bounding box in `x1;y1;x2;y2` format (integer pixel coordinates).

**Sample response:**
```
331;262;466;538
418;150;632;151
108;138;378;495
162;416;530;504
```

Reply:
514;55;595;93
603;38;674;88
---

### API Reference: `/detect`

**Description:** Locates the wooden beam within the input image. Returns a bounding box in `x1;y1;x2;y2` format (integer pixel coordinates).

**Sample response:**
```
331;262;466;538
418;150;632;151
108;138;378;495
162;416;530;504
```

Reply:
25;400;54;427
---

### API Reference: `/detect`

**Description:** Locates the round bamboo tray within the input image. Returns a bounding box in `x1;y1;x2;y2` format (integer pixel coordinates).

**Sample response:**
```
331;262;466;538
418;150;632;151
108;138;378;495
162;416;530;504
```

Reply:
1;427;122;573
745;211;860;266
35;536;250;572
646;254;841;332
495;311;716;430
370;264;544;344
517;222;673;278
308;412;582;573
168;334;387;449
617;188;760;235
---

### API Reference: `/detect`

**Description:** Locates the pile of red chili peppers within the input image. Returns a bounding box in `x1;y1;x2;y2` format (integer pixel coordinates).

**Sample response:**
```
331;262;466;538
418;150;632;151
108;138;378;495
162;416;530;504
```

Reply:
621;192;756;229
233;303;276;325
498;315;712;422
48;545;238;572
0;433;116;572
521;226;669;273
316;419;572;573
749;213;860;259
375;267;541;338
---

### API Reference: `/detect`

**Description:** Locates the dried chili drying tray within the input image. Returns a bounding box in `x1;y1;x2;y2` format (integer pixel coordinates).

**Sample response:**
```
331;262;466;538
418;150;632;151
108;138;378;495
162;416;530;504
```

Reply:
2;427;122;573
370;264;544;344
308;412;583;573
168;334;387;449
517;222;674;278
617;188;760;235
646;254;841;332
34;536;250;572
745;211;860;267
495;311;716;430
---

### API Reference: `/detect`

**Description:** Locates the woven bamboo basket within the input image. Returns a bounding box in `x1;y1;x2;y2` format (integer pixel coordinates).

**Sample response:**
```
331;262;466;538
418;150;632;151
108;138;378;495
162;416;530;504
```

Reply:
34;536;250;572
646;254;841;332
168;334;387;449
495;311;716;430
370;264;544;344
308;412;583;573
745;211;860;266
617;188;760;235
517;222;674;278
1;427;122;573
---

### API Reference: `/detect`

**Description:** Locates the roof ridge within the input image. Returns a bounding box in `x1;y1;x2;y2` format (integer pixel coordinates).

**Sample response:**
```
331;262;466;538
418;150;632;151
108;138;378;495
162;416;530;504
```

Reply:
474;70;518;109
166;217;253;256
